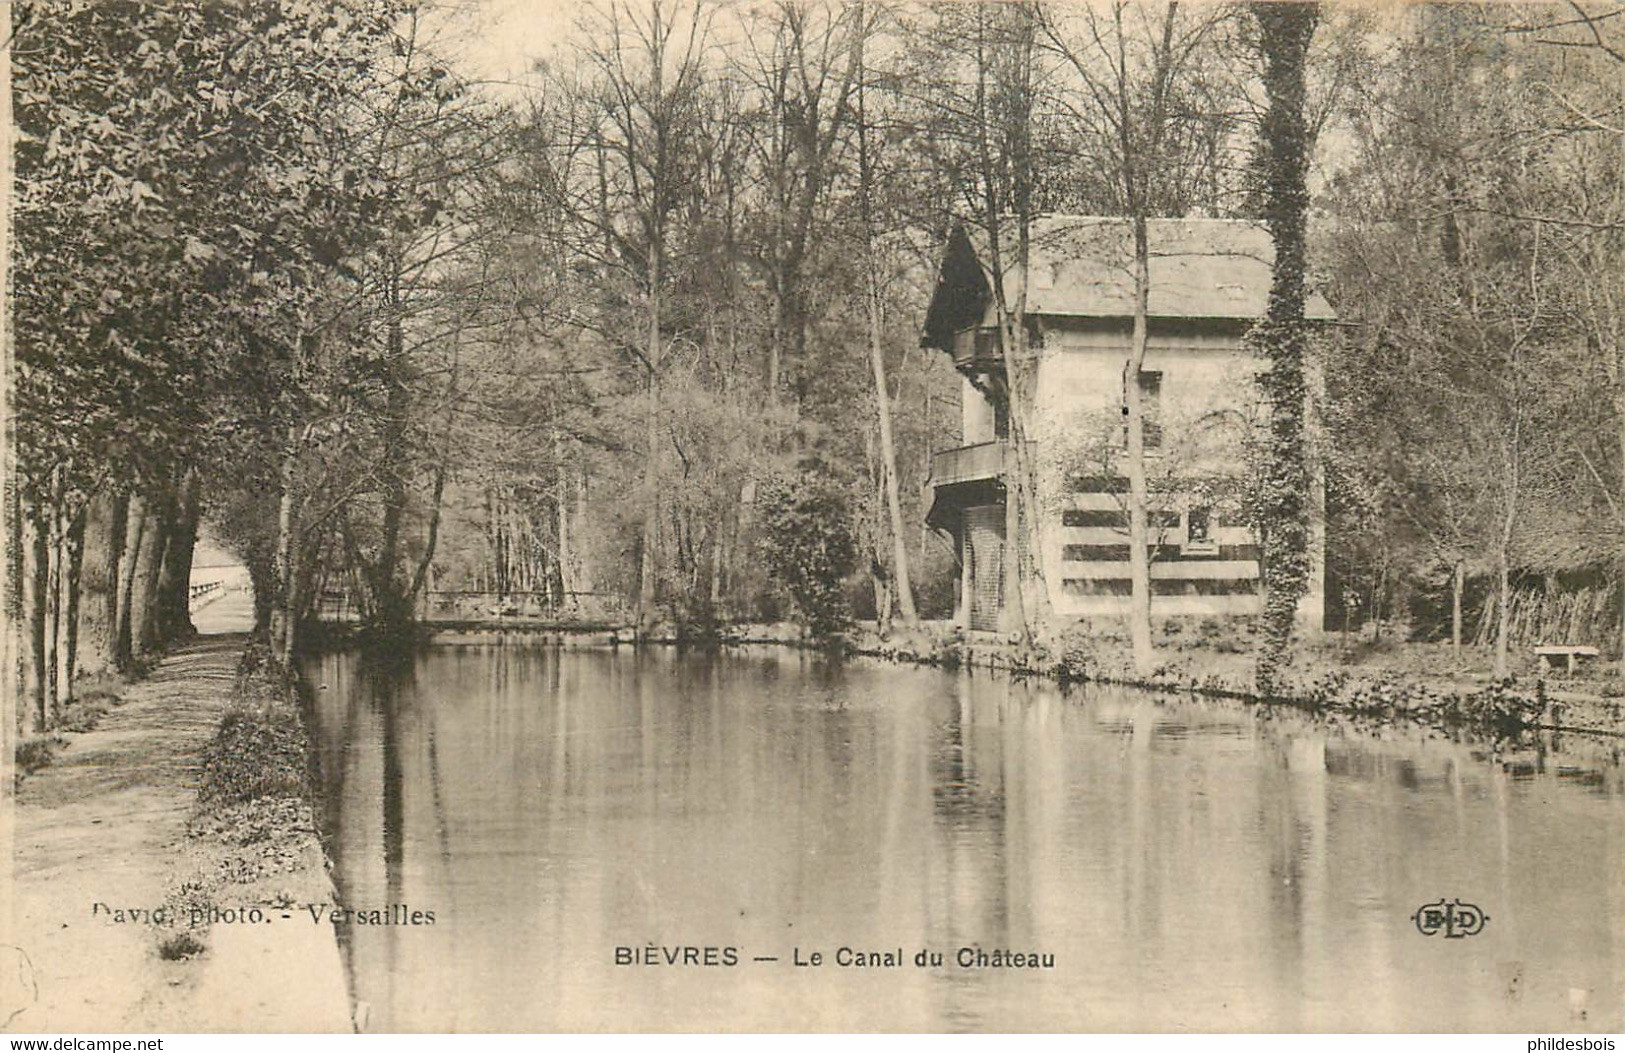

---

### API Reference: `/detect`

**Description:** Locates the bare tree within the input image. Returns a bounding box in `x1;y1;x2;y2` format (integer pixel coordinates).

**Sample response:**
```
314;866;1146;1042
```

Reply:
854;2;918;632
576;0;713;633
1042;0;1237;673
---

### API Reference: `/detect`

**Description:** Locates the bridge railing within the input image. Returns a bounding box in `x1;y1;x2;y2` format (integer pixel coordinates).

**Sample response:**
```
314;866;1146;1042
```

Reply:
187;580;225;612
313;590;627;623
427;590;625;622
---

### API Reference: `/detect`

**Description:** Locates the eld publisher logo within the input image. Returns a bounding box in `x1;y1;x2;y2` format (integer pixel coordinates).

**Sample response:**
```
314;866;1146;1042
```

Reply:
1411;898;1489;939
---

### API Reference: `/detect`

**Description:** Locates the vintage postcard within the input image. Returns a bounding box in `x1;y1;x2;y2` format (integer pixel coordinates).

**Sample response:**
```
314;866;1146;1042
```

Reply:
2;0;1622;1036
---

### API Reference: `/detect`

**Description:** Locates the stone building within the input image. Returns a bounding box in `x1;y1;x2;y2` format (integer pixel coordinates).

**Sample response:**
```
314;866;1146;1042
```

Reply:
921;216;1335;632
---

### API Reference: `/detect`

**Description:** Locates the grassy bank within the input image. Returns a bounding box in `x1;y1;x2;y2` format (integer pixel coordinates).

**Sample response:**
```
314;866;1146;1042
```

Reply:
846;621;1621;743
157;643;333;961
313;612;1620;742
13;674;131;784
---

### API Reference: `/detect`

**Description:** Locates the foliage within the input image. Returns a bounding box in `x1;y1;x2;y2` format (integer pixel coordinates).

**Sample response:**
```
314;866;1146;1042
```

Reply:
1319;3;1620;666
13;735;67;781
757;469;861;637
14;0;1623;686
1294;670;1542;741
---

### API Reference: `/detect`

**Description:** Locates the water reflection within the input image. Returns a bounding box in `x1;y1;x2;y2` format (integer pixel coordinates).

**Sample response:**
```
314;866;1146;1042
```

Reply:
306;643;1624;1032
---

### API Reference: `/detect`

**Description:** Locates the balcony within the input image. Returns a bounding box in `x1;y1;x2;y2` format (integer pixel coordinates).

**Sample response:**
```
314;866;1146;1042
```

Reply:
925;442;1007;530
929;442;1006;487
949;327;1005;371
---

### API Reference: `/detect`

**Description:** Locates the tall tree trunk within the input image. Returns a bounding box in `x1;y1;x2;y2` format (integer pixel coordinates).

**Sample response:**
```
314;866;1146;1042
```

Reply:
1126;219;1155;675
1451;559;1464;662
767;294;783;406
709;532;724;612
638;246;662;635
1252;1;1318;695
115;494;148;674
969;3;1048;645
406;462;446;609
271;438;300;668
79;492;126;678
1495;542;1512;677
372;263;413;638
855;4;917;631
1616;54;1624;676
154;473;200;647
55;505;86;711
873;571;893;638
1;36;15;752
132;502;169;659
247;551;276;641
44;498;63;714
557;475;574;601
6;474;21;735
866;272;918;630
574;470;593;595
1494;438;1519;678
23;500;48;731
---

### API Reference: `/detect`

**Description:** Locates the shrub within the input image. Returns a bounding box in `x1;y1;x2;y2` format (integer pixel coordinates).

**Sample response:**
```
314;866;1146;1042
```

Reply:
196;708;307;807
757;469;859;638
158;932;206;961
15;735;66;778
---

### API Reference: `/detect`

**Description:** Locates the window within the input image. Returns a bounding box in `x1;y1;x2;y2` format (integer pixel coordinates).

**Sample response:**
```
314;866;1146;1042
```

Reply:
974;328;1003;363
1185;505;1218;555
1121;369;1163;451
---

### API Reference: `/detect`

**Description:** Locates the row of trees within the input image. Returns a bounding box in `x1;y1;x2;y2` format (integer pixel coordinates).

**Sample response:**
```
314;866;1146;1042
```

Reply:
9;0;506;732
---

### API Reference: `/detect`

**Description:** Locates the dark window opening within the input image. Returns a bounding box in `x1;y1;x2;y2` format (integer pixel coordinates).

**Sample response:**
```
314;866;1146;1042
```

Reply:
1063;509;1128;528
1188;506;1212;544
974;328;1002;360
1121;369;1163;451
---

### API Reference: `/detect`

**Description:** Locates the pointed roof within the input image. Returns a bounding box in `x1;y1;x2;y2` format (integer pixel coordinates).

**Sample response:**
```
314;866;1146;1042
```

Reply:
923;216;1336;349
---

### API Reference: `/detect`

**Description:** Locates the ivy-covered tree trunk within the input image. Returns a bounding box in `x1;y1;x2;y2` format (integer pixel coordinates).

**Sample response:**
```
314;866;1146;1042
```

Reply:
1252;1;1318;696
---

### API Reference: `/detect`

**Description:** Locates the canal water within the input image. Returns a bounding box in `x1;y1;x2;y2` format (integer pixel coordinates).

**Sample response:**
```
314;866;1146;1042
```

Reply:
304;642;1624;1032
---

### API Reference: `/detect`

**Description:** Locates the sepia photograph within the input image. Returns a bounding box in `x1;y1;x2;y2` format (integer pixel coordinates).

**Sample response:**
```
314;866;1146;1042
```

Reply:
1;0;1622;1036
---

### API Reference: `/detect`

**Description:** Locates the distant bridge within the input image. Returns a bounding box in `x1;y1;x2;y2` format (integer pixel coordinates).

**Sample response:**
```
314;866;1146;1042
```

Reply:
188;563;251;613
315;589;626;625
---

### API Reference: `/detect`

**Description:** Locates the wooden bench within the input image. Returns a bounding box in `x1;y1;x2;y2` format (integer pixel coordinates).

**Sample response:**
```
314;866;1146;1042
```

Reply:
1533;645;1601;676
